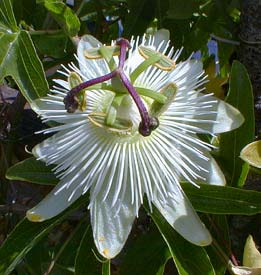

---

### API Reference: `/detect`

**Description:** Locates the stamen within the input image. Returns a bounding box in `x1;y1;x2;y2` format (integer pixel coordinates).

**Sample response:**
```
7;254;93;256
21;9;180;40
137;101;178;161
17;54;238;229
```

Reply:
64;37;159;136
64;71;117;113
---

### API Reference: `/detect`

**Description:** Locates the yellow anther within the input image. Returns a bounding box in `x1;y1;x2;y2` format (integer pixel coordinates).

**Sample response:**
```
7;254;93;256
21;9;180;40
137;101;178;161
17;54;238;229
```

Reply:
138;46;176;71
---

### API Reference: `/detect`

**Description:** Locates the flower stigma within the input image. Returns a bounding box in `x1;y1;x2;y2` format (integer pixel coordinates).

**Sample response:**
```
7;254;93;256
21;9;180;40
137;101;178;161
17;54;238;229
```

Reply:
63;37;174;137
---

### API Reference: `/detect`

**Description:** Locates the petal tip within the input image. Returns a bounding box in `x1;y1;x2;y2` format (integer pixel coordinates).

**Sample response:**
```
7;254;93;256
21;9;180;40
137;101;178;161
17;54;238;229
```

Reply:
26;210;45;222
197;232;212;246
32;144;41;159
102;248;111;259
96;242;117;259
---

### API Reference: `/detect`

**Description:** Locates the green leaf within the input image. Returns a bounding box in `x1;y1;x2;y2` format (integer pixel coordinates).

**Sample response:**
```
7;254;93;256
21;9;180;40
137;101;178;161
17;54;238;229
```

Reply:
219;61;255;187
182;182;261;215
120;228;171;275
146;204;215;275
37;0;80;37
0;194;88;275
205;215;230;275
57;221;88;268
31;31;69;59
75;226;102;275
167;0;198;19
0;0;19;32
13;0;46;30
6;157;58;185
123;0;155;37
0;31;49;102
24;222;87;275
24;238;54;274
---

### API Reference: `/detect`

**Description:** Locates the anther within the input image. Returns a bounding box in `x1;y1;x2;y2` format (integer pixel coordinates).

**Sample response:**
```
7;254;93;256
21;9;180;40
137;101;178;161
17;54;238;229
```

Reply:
138;116;159;136
63;93;79;113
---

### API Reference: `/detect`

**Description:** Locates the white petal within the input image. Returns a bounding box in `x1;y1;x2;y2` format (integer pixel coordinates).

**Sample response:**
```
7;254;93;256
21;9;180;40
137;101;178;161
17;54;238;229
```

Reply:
151;128;225;186
77;35;110;79
153;188;212;246
211;100;245;133
31;97;92;126
32;123;90;165
145;60;204;93
26;178;83;222
90;191;137;259
31;97;64;116
194;154;226;186
166;91;244;135
153;29;170;50
170;60;205;90
186;96;244;134
33;138;56;163
173;134;226;185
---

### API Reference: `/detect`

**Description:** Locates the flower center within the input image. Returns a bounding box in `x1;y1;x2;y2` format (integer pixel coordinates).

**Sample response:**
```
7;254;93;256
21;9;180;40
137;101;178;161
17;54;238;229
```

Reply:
64;37;176;137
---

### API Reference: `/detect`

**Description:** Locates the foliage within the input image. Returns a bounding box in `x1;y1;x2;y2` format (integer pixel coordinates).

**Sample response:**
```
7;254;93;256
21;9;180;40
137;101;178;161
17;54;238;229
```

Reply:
0;0;259;274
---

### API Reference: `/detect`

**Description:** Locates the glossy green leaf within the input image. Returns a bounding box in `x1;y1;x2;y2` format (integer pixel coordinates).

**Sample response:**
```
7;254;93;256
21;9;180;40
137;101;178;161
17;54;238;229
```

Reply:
0;0;18;32
219;61;255;187
24;238;54;274
204;215;230;275
182;182;261;215
13;0;46;30
146;204;215;275
0;194;88;275
31;31;69;59
24;222;87;275
6;157;58;185
37;0;80;37
120;228;171;275
57;221;88;268
0;31;49;102
75;226;102;275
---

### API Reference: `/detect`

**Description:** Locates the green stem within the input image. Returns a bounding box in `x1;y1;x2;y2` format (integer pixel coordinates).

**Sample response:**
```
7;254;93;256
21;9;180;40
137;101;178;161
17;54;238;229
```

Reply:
102;260;111;275
29;29;63;36
130;55;161;83
135;87;167;104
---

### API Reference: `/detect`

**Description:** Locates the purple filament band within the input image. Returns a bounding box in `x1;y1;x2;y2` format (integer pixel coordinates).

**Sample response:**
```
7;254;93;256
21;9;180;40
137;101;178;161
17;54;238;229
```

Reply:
117;38;130;69
119;72;151;135
70;71;117;95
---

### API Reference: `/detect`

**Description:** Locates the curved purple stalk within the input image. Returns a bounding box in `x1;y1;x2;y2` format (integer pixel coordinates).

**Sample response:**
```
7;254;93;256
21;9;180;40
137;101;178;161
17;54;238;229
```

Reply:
116;38;131;69
71;71;117;95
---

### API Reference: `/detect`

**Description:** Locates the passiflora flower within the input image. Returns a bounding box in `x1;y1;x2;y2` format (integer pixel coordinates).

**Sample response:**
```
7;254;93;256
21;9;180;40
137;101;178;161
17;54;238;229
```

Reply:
27;30;244;259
